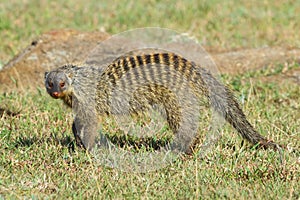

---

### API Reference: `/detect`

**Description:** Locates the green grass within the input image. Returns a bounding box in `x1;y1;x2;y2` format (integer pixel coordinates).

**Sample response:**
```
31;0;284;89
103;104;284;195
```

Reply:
0;0;300;199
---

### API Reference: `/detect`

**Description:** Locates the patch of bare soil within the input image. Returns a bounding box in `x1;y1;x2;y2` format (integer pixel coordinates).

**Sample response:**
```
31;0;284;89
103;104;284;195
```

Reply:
0;29;109;92
0;29;299;93
213;47;300;85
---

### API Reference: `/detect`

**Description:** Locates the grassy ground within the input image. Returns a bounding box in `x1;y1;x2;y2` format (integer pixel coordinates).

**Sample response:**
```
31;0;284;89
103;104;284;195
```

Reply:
0;0;299;199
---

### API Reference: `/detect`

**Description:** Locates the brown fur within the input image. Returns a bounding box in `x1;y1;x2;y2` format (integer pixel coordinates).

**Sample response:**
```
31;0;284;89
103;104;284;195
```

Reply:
45;52;283;154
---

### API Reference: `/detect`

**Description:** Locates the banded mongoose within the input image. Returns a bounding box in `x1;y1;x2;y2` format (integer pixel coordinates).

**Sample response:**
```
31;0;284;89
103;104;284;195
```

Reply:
45;52;282;154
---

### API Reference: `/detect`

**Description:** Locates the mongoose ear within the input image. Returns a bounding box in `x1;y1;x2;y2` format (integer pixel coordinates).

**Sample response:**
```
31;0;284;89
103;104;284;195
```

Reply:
44;71;49;79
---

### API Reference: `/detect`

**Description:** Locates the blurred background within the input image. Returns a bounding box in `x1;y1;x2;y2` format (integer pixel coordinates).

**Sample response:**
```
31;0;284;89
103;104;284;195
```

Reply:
1;0;299;64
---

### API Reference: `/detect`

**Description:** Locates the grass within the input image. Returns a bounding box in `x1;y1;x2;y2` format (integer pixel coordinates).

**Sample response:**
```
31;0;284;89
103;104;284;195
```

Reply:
0;0;300;199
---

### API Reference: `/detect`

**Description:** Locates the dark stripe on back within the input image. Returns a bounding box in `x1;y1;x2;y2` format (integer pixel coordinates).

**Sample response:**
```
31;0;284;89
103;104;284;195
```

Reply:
163;53;170;66
117;59;122;68
129;57;136;68
137;55;143;66
154;53;160;64
122;58;129;72
145;54;151;65
173;54;179;70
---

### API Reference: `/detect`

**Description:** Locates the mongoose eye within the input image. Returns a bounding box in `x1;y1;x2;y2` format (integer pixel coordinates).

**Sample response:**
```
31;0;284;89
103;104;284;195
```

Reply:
60;82;65;88
48;82;53;88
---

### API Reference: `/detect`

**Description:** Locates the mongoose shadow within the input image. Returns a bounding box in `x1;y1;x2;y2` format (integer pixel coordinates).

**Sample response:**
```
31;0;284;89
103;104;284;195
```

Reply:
0;108;20;117
13;134;74;150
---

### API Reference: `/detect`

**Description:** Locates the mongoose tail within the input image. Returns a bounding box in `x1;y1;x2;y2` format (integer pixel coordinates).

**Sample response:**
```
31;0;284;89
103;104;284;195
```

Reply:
198;67;283;151
215;86;283;151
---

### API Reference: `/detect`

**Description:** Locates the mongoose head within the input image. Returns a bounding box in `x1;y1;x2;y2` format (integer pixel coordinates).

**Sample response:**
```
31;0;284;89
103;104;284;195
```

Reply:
44;70;73;100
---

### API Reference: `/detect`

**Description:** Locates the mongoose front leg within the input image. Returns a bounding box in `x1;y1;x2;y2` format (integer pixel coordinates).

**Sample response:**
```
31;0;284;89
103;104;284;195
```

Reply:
72;111;99;151
72;119;84;149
